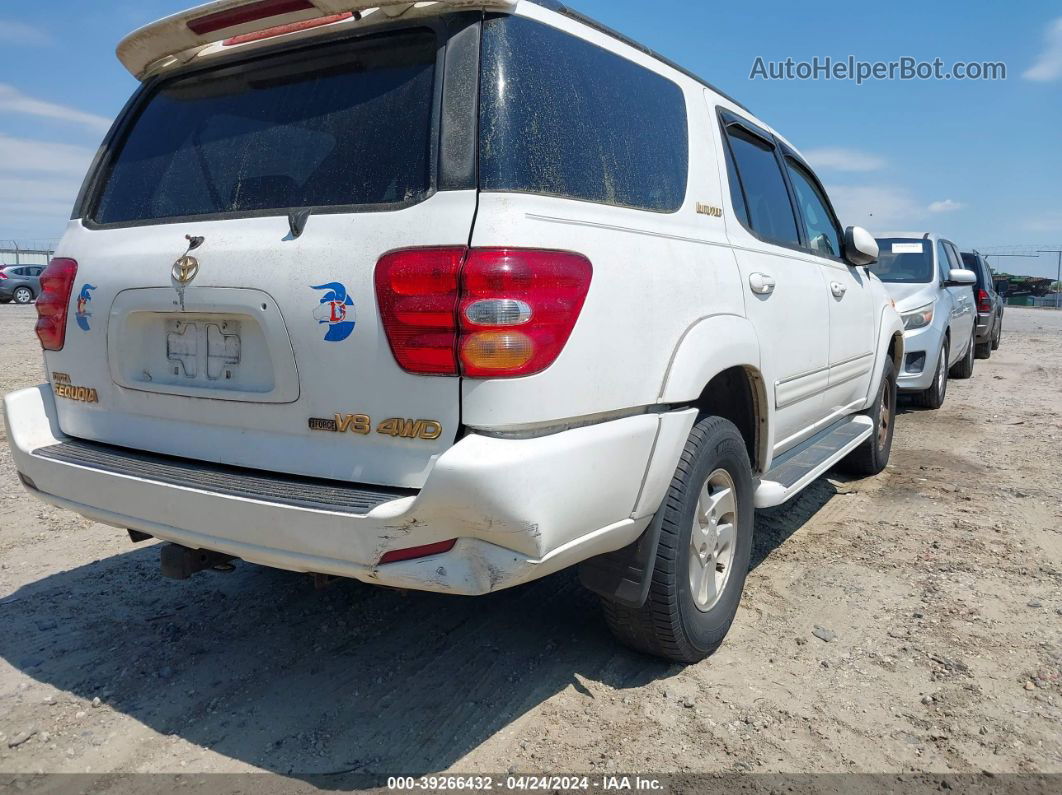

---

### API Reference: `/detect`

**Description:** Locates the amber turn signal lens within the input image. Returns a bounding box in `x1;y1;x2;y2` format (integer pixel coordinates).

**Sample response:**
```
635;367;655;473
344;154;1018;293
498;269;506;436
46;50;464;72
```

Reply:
461;331;534;371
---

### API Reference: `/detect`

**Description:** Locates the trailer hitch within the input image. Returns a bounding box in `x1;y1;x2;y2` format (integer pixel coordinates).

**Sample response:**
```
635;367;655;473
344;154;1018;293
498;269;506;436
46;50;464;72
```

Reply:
160;543;236;581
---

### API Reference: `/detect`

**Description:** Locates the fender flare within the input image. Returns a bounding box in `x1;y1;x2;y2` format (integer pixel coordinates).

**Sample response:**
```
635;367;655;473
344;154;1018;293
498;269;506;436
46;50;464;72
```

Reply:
580;315;767;609
864;306;905;410
657;313;763;404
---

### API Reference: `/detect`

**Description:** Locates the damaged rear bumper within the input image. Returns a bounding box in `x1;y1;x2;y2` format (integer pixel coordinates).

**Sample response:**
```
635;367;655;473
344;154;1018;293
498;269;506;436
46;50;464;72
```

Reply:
5;385;694;595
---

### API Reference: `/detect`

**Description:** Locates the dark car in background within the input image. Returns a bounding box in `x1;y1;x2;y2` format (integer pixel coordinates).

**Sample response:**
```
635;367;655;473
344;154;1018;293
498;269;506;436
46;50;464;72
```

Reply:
0;264;44;305
961;251;1004;358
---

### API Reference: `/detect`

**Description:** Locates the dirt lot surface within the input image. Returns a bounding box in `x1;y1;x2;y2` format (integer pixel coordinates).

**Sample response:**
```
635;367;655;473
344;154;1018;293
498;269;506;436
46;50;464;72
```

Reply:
0;305;1060;781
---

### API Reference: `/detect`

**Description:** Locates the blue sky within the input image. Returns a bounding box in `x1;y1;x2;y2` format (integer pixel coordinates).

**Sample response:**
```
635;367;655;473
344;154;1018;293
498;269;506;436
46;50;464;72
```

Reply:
0;0;1060;277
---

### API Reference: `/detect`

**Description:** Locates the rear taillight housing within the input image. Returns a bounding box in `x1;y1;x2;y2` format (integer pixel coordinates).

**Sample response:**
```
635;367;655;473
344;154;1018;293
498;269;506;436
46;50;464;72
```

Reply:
375;248;593;378
375;248;465;375
0;271;7;279
977;289;991;313
459;249;593;377
35;258;78;351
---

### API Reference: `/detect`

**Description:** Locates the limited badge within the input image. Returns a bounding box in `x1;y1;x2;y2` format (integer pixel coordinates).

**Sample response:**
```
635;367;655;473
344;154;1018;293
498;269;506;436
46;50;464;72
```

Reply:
75;285;97;331
312;282;356;342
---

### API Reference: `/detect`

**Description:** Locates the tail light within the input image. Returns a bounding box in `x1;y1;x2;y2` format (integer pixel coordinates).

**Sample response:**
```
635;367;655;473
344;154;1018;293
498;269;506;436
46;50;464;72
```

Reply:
187;0;314;35
0;271;7;279
977;289;991;313
375;248;593;378
375;248;465;375
35;258;78;351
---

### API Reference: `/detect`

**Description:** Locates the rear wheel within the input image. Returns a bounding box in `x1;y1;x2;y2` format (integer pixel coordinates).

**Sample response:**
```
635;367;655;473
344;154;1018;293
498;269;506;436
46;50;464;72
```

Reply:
13;287;33;304
950;334;976;379
975;333;992;359
839;356;897;477
914;341;948;410
991;319;1002;351
601;416;754;663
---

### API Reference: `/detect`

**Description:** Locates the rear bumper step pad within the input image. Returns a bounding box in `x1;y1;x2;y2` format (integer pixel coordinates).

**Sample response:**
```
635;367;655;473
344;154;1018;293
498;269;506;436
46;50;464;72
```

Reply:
33;438;412;515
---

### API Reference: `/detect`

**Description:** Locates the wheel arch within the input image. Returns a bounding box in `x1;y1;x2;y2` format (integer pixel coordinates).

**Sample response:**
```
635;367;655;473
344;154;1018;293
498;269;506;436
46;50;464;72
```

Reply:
864;307;905;413
657;315;768;474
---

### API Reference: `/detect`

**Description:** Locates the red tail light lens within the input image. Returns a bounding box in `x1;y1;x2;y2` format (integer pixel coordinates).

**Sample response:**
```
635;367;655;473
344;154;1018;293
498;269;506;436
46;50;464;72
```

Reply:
35;258;78;351
375;248;593;379
187;0;314;35
459;249;593;378
375;248;465;376
977;289;991;313
0;271;7;279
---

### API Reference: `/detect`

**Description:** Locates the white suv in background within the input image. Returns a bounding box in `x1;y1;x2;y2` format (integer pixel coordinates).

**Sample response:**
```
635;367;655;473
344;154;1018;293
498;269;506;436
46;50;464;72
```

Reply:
4;0;903;663
870;234;978;409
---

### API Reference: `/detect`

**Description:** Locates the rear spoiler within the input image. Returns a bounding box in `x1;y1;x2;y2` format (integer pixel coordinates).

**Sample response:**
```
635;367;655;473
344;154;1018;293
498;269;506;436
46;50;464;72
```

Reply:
117;0;519;80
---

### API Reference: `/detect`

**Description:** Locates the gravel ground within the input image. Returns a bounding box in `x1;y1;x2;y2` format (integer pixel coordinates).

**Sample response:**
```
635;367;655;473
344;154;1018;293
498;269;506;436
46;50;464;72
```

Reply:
0;304;1059;780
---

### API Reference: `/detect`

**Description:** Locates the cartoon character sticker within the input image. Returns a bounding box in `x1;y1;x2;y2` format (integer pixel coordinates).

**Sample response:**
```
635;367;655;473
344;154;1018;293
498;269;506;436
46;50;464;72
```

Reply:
312;282;356;342
75;285;97;332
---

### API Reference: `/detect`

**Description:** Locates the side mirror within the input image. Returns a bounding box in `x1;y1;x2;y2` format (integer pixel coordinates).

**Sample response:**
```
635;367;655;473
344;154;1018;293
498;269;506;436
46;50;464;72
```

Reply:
844;226;879;267
947;269;977;286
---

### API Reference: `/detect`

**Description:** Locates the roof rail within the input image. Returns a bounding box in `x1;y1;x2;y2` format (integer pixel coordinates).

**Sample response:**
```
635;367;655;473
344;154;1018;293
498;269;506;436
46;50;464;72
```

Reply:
117;0;518;79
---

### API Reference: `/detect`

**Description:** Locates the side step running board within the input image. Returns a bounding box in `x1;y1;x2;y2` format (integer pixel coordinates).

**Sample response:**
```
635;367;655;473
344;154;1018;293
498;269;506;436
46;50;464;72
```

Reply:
754;415;873;508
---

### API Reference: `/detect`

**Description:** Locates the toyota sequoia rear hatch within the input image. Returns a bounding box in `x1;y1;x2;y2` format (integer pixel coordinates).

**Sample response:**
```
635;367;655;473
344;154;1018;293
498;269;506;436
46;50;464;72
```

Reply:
44;15;482;489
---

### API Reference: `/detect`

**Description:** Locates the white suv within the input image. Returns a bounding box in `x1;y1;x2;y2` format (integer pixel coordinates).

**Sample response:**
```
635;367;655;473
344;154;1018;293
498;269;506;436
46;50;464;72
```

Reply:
4;0;903;662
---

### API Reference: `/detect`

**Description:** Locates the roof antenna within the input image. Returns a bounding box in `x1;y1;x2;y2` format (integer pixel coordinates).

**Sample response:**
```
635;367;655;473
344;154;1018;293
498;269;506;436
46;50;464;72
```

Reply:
288;208;311;240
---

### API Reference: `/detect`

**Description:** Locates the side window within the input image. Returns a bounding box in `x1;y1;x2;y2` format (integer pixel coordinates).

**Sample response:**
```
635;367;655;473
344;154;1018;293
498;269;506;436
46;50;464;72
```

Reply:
936;241;950;281
785;159;843;259
945;242;963;273
723;141;751;229
480;16;689;213
724;125;800;247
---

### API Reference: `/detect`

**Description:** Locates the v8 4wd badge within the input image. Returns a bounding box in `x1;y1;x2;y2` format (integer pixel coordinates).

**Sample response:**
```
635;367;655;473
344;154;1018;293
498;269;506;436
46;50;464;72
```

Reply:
309;414;443;441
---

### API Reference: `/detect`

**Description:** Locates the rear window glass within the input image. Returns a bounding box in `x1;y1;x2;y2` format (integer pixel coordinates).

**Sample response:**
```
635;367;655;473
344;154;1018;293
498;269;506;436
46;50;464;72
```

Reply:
92;29;438;225
871;238;934;283
479;16;688;213
961;253;986;285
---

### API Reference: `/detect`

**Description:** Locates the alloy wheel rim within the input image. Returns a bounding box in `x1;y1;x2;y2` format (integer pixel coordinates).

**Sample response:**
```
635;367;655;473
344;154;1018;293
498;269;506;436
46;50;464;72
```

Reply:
15;288;31;303
878;377;893;448
689;468;738;613
937;351;947;397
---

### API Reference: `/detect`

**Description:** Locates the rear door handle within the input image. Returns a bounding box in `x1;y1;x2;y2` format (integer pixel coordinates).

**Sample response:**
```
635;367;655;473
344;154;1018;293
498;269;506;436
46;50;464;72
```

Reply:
749;273;776;295
830;281;848;298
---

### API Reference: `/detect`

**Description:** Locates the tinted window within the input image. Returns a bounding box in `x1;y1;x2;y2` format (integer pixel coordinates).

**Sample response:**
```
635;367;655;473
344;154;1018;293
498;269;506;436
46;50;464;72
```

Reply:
961;253;987;288
93;29;438;225
725;126;800;246
480;16;688;213
786;159;842;258
871;238;934;283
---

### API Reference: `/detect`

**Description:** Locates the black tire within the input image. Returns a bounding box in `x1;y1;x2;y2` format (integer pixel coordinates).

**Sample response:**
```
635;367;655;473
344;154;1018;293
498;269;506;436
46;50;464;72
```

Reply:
601;416;754;664
13;287;33;305
950;334;975;379
975;339;992;360
839;355;897;477
991;319;1002;351
913;341;948;410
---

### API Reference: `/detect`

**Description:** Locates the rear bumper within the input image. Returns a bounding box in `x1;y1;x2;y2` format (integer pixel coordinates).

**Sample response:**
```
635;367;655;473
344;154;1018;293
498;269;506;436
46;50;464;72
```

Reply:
974;312;994;342
5;385;694;595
